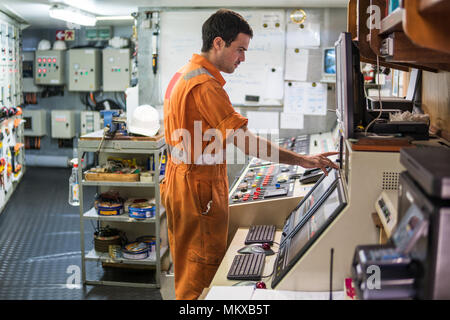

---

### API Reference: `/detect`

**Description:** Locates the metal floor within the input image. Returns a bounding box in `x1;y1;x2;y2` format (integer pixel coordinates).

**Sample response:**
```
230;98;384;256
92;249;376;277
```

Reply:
0;166;165;300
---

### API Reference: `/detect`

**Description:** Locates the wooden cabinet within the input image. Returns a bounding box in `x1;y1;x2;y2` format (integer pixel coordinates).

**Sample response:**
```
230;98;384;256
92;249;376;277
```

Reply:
348;0;450;72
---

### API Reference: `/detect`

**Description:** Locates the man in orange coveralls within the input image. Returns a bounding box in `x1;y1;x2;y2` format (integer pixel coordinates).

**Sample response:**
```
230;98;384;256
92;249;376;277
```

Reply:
160;9;338;300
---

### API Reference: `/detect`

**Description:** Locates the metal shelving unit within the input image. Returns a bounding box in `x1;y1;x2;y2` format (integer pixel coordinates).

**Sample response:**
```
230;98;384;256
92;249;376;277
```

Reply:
77;131;167;288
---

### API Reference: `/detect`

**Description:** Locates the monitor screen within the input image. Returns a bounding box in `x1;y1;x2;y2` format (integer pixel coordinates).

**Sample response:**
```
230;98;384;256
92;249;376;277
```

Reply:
291;169;338;228
286;182;345;266
272;180;347;288
281;169;339;243
335;32;366;139
323;48;336;75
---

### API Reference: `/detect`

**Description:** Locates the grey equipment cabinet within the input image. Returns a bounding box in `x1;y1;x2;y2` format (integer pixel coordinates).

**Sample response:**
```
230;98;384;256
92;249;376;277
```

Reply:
77;131;168;288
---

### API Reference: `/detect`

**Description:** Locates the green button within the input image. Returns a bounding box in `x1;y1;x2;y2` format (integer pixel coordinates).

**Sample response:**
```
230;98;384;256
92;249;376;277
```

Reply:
43;74;46;77
85;72;88;75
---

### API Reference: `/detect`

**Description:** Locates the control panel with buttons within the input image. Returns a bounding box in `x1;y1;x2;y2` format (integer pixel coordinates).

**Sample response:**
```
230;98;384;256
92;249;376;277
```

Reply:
102;48;131;92
68;48;101;91
229;163;299;204
34;50;65;85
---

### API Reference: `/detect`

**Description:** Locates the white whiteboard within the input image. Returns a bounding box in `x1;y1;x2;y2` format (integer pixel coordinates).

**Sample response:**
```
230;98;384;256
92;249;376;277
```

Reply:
159;9;286;106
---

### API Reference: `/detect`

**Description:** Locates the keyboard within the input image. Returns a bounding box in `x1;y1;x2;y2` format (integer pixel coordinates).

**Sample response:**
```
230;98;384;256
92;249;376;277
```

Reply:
368;248;407;261
227;253;265;281
245;225;276;245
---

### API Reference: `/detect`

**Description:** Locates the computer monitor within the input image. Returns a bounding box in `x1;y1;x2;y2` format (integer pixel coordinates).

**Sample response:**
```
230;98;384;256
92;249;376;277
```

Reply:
321;47;336;82
335;32;366;139
281;168;339;243
272;179;347;288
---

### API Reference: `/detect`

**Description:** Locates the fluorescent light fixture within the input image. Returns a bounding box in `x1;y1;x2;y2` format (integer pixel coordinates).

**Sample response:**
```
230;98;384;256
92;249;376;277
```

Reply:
96;16;134;21
49;4;97;26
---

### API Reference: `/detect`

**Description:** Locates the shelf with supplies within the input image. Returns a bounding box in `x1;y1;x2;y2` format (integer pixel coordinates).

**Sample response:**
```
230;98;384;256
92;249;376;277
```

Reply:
81;177;164;187
85;246;169;266
348;0;450;72
83;206;166;223
77;131;169;288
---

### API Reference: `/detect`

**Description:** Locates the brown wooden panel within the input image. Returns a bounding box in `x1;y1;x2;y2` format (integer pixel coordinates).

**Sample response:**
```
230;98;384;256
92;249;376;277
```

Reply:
403;0;450;54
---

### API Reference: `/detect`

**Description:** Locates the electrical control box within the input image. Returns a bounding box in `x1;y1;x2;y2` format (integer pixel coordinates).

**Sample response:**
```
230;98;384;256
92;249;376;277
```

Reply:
81;110;102;135
51;110;76;139
23;52;44;93
68;48;101;91
34;50;66;85
23;109;47;137
102;48;131;92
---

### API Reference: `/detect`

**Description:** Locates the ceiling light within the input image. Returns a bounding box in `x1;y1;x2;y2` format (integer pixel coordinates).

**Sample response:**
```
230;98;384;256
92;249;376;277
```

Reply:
49;4;97;26
96;16;134;22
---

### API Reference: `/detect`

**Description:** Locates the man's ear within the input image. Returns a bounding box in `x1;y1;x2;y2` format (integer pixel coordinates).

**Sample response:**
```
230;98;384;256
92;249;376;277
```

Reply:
212;36;225;50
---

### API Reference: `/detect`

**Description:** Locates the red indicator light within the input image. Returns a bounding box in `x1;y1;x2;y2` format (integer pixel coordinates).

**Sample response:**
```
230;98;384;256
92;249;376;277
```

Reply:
53;58;56;63
43;69;47;73
37;58;42;63
38;68;42;73
43;58;46;63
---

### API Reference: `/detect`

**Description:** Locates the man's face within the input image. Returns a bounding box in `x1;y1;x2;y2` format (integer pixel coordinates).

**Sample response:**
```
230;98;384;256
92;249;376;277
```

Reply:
216;33;250;74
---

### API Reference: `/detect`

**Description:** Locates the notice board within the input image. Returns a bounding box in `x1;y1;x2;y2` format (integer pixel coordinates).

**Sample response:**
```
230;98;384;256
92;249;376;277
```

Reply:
159;9;286;106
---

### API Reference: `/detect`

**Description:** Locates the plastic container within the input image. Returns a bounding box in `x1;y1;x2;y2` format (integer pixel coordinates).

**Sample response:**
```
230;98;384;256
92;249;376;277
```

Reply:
68;163;79;206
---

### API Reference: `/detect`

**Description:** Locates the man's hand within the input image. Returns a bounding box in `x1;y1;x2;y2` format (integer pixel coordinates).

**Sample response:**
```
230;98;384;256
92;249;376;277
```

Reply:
299;151;339;175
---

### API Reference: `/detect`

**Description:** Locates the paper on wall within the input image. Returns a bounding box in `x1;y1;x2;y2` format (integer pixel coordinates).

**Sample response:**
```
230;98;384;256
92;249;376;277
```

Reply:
285;48;308;81
247;111;279;134
286;21;321;48
280;112;304;129
283;81;327;115
262;66;284;102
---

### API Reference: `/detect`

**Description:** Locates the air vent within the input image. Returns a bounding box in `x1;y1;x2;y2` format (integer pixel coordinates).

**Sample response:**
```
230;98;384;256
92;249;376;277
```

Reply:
382;172;400;190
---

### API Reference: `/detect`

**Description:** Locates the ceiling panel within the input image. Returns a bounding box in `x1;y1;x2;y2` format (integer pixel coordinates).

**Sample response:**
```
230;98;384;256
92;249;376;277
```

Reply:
0;0;347;29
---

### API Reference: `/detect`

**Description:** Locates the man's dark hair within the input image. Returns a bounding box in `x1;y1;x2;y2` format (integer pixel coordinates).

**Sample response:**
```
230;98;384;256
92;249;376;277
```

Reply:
201;9;253;52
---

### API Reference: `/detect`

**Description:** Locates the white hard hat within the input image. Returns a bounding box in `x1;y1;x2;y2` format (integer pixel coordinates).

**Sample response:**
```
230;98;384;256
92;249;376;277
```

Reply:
53;40;67;50
128;105;160;137
37;39;51;50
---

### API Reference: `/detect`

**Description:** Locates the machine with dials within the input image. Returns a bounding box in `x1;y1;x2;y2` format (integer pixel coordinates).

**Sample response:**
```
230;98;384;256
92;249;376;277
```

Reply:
227;135;316;244
226;129;340;245
212;137;410;291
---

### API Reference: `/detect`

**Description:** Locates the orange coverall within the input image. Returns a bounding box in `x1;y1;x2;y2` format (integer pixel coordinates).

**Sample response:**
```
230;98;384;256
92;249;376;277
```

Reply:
161;54;248;299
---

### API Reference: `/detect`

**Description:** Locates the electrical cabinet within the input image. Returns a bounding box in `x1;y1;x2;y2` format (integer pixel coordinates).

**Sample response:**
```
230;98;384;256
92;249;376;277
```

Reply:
0;12;25;214
102;48;131;92
34;50;66;85
51;110;76;139
23;52;43;93
23;109;47;137
80;110;101;135
68;48;101;91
